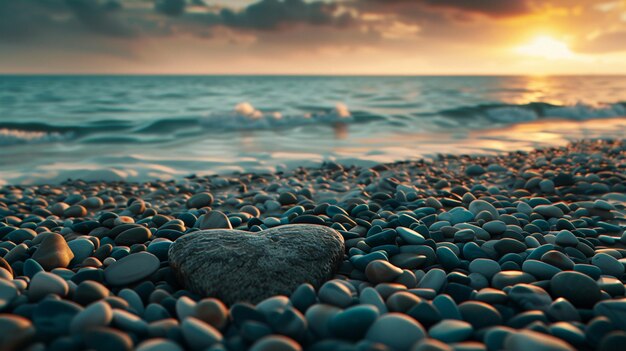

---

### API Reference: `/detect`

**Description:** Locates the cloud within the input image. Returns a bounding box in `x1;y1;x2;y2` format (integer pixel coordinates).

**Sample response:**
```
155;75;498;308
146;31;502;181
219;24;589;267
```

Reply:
0;0;535;46
574;30;626;53
360;0;533;18
155;0;186;16
212;0;355;30
0;0;136;40
422;0;532;17
66;0;135;37
0;0;358;43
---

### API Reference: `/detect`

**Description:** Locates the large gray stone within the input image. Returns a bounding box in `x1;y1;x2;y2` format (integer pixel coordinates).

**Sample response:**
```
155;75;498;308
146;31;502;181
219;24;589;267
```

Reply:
169;224;344;304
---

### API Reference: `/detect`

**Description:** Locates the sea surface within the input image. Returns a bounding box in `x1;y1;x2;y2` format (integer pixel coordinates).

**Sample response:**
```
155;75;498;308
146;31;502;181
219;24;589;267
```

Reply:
1;75;625;185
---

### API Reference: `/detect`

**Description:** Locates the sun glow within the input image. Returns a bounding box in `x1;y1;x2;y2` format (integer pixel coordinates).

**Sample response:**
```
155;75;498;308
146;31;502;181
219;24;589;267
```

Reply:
516;36;576;60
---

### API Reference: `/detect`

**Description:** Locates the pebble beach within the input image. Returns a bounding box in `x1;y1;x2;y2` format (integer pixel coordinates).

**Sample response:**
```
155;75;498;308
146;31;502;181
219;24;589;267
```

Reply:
0;138;625;351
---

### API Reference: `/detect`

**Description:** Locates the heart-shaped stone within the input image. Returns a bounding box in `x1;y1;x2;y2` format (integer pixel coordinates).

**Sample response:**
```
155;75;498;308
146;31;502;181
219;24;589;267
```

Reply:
168;224;344;304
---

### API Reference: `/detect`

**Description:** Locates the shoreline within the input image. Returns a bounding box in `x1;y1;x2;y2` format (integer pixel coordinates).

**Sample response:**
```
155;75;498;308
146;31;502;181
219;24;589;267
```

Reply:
0;138;625;350
3;116;626;187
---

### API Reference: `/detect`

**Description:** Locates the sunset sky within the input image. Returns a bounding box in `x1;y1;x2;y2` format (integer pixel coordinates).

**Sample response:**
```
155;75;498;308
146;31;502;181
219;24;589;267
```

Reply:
2;0;626;74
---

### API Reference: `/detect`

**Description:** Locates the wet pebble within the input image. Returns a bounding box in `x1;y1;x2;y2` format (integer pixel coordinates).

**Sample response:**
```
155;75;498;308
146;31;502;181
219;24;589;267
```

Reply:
104;252;160;286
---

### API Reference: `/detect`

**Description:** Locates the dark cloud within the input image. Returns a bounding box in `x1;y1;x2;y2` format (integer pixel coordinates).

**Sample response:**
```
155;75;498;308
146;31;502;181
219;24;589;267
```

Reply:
213;0;354;30
66;0;134;37
0;0;356;42
423;0;531;17
0;1;59;40
155;0;186;16
0;0;135;40
361;0;532;17
574;31;626;53
0;0;533;47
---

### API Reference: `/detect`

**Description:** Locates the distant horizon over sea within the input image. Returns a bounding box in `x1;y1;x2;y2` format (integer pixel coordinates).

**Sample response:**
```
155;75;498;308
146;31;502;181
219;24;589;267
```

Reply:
3;74;626;77
1;75;625;185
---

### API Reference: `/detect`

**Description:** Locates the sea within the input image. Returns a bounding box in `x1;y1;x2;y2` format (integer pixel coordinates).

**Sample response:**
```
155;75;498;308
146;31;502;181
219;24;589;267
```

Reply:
1;75;625;185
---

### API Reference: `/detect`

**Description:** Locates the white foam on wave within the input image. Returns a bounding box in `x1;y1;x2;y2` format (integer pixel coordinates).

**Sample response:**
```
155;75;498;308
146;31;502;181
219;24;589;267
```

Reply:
201;102;352;130
0;128;71;146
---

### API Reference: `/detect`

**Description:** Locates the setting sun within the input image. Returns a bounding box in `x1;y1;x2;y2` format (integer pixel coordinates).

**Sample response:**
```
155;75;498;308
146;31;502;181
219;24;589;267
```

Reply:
516;36;576;60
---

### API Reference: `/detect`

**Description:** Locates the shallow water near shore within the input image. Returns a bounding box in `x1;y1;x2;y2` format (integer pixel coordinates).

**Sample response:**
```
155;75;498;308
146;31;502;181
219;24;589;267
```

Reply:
1;75;625;185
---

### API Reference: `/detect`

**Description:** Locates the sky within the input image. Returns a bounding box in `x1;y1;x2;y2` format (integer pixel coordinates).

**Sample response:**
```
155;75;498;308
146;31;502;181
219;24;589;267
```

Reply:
1;0;626;74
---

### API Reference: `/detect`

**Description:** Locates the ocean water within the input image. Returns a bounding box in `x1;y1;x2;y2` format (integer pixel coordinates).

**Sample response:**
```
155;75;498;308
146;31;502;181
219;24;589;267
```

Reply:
1;75;625;185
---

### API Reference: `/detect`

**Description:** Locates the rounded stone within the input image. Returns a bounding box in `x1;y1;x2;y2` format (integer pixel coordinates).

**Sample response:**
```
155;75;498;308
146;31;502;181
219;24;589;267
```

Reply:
469;258;501;280
136;339;184;351
359;287;388;314
593;299;626;331
70;301;113;333
469;200;498;218
5;228;36;244
194;298;228;330
68;239;95;265
64;205;87;218
555;230;578;247
387;291;422;313
436;246;461;270
278;192;298;206
187;192;214;209
169;225;344;304
433;294;461;319
483;221;507;235
33;299;83;338
429;320;473;343
466;165;486;176
329;305;379;340
84;327;133;351
417;268;447;292
250;335;302;351
413;339;454;351
397;227;426;245
73;280;109;306
119;288;145;315
290;283;317;313
0;315;35;351
550;271;602;308
599;332;626;351
458;301;502;330
522;260;562;280
365;260;403;284
509;284;552;311
195;210;233;230
104;252;160;286
549;322;585;345
176;296;196;321
0;280;18;310
305;304;341;338
592;253;625;277
548;298;580;322
318;280;354;308
365;313;426;350
492;271;535;290
542;251;575;271
29;271;69;300
115;226;152;246
534;205;564;218
494;239;526;255
181;317;223;350
504;329;575;351
32;233;74;270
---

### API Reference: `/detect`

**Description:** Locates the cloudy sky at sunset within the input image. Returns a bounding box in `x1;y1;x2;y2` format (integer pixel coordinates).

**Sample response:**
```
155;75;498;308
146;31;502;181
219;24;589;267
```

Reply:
2;0;626;74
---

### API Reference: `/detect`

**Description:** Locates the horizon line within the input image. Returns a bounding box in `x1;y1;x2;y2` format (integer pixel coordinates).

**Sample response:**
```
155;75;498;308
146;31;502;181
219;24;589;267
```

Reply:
2;73;626;77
